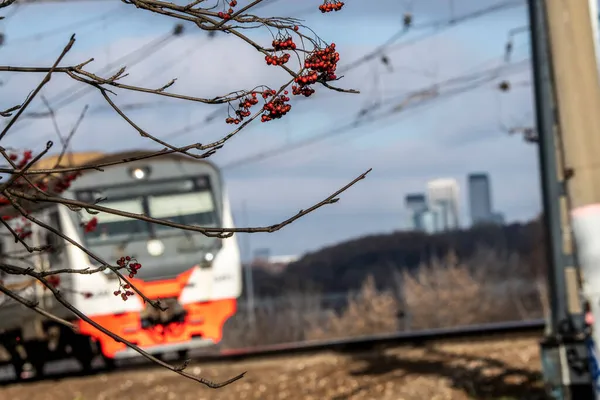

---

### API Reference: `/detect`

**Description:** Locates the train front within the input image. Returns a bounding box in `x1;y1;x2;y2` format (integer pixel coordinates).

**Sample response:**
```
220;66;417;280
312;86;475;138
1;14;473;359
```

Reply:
64;155;242;361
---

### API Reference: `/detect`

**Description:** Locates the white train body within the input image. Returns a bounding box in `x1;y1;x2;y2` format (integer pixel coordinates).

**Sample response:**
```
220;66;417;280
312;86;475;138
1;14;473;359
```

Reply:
0;151;242;373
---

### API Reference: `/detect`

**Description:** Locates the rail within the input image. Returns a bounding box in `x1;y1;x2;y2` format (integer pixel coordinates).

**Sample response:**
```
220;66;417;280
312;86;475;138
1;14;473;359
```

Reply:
0;319;547;384
207;318;547;362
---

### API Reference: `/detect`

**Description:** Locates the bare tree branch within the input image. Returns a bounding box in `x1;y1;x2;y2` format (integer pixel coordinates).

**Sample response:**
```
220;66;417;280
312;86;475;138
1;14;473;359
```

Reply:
10;169;372;237
0;279;76;330
0;262;245;388
0;35;76;142
0;0;364;389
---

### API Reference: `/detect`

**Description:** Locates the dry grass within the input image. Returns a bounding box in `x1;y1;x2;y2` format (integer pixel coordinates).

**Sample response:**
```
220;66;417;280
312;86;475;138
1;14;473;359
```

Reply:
221;247;548;349
305;275;400;340
221;292;325;348
401;249;547;330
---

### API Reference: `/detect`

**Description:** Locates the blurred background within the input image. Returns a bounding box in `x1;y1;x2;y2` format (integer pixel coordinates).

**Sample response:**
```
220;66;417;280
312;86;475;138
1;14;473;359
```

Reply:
0;0;560;349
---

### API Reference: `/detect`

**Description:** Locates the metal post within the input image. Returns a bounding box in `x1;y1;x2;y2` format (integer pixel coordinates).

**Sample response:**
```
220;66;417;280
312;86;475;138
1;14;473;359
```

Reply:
241;200;256;331
528;0;571;340
528;0;595;398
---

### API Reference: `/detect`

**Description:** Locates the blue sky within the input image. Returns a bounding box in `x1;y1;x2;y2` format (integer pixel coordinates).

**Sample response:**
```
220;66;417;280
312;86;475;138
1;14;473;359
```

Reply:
0;0;574;260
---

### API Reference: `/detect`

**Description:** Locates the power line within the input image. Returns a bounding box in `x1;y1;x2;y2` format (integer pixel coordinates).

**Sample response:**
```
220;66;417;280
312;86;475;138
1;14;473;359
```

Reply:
220;58;531;170
338;0;524;75
0;5;125;47
3;24;185;138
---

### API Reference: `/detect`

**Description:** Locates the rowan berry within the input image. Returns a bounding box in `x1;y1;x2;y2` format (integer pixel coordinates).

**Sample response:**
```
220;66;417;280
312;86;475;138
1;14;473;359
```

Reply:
47;275;61;288
226;92;260;124
261;94;292;122
82;217;98;233
319;0;344;13
265;53;290;66
272;37;296;51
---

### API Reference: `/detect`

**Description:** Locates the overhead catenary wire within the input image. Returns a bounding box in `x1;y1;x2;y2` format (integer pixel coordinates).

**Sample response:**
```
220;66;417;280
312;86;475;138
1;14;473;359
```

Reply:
220;58;531;170
3;24;185;139
8;0;529;152
338;0;525;75
93;38;533;150
0;5;126;47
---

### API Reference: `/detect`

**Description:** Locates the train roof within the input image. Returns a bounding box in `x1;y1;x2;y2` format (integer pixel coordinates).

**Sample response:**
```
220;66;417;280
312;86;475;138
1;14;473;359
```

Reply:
32;150;220;172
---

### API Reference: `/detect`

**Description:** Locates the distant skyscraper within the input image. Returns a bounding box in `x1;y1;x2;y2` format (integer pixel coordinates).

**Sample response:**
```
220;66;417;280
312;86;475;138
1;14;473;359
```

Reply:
468;173;493;226
405;193;427;231
253;248;270;261
491;212;505;225
426;178;460;231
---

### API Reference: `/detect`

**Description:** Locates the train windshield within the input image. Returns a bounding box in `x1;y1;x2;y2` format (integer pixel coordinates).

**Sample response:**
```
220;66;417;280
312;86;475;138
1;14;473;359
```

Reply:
147;191;217;235
83;197;148;243
78;176;219;245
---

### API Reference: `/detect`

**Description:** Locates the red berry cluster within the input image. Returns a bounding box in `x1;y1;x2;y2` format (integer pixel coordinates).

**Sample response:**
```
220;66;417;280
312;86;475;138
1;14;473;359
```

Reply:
294;71;319;86
114;283;134;301
217;0;237;20
265;53;290;66
117;256;142;279
46;275;60;289
53;172;81;194
305;43;339;81
14;219;32;240
261;90;291;122
226;92;260;125
272;37;297;51
81;217;98;233
290;43;340;98
319;1;344;12
8;150;33;169
292;85;316;97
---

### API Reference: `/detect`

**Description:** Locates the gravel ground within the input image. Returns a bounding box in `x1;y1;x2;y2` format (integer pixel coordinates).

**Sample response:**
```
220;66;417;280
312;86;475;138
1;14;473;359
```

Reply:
0;336;549;400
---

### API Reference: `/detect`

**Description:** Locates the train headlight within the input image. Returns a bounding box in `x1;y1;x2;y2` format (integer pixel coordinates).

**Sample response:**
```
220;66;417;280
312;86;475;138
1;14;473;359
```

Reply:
200;252;214;269
147;239;165;256
129;166;151;180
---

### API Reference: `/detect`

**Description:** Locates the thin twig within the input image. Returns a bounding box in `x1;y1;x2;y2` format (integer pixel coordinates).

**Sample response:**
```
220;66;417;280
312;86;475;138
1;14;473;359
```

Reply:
4;192;166;311
0;35;76;142
10;169;372;237
0;279;76;330
0;262;245;388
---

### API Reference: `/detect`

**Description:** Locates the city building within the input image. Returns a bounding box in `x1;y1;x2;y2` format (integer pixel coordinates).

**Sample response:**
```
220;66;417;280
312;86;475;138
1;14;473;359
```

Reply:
468;173;493;225
467;173;506;227
426;178;461;231
491;212;505;225
403;173;506;234
405;193;427;231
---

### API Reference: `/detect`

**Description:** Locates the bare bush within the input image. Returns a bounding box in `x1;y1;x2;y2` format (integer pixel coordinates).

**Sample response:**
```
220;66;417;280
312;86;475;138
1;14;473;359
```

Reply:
401;247;546;330
219;247;547;349
305;275;400;340
222;291;324;348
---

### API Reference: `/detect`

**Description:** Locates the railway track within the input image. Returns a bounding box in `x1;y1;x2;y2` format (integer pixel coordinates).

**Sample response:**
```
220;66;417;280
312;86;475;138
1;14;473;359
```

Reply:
0;319;547;386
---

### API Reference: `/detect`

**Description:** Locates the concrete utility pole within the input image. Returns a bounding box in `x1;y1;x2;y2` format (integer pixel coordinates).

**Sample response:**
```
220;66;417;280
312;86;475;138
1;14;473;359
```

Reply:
529;0;600;398
547;0;600;396
589;0;600;61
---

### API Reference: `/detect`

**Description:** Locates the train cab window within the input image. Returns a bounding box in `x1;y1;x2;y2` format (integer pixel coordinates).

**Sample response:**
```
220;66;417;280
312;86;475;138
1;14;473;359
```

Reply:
82;197;148;243
147;191;217;232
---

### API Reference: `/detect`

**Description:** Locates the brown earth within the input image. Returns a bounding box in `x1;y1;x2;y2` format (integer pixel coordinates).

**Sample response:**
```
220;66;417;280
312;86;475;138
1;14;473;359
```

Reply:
0;336;549;400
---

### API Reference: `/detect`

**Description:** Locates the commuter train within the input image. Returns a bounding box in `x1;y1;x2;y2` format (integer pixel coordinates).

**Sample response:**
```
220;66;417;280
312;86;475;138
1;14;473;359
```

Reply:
0;151;242;379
